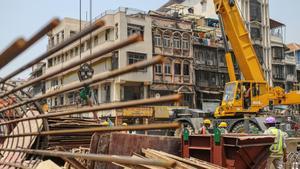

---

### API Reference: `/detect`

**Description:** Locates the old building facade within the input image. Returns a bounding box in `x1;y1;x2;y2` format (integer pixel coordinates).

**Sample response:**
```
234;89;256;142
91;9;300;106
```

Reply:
149;11;195;108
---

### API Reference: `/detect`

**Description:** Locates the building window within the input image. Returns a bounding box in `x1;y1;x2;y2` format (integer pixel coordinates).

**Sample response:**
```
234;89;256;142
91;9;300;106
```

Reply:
163;35;171;48
173;37;181;49
59;95;64;106
61;31;64;41
80;43;84;53
155;64;162;74
154;34;161;46
183;63;189;75
127;24;144;37
86;40;91;50
115;23;119;39
165;63;171;74
48;58;53;68
68;92;75;104
127;52;147;71
105;29;110;41
94;35;98;46
70;49;74;58
56;34;59;44
70;30;76;37
182;39;189;49
101;84;111;103
112;51;119;70
50;37;54;47
250;0;262;22
75;47;78;56
174;63;181;75
51;78;59;87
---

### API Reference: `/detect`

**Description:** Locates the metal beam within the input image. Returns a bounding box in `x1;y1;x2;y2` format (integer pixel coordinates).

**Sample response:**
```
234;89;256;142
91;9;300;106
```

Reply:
0;122;180;138
0;19;105;83
0;94;180;126
0;55;164;113
0;18;60;70
0;34;142;98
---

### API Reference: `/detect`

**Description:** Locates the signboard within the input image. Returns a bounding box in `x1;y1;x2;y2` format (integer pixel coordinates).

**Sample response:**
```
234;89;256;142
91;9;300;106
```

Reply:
121;107;153;117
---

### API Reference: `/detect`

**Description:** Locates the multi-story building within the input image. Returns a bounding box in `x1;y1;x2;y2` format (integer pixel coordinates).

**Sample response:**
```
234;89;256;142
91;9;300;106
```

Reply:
286;43;300;86
148;10;194;108
41;8;153;120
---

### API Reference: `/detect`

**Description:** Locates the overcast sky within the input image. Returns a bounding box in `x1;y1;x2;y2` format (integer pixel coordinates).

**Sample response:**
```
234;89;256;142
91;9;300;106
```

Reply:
0;0;299;79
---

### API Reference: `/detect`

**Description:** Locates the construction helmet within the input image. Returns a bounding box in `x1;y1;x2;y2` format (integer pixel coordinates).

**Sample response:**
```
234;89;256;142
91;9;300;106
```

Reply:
122;123;128;126
264;116;276;124
101;121;109;126
219;122;228;128
203;119;211;125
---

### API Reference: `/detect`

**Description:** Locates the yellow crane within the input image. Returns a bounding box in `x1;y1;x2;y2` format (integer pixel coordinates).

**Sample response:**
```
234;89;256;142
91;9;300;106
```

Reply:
213;0;300;118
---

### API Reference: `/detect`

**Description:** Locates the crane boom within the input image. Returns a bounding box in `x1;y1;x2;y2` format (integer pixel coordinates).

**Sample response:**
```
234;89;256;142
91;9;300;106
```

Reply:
213;0;265;81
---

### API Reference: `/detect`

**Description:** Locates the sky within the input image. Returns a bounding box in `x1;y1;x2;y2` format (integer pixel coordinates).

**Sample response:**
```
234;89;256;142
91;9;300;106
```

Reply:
0;0;299;79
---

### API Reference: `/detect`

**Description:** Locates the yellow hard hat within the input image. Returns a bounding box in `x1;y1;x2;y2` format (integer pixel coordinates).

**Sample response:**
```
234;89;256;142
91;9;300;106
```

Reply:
122;123;128;126
203;119;211;125
219;122;228;128
101;121;109;126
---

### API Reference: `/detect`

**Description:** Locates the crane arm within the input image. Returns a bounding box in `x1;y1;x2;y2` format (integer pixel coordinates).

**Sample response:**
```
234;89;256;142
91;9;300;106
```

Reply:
213;0;265;81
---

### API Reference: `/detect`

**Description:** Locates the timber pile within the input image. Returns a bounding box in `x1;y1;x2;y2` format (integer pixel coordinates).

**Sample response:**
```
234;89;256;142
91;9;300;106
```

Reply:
114;148;225;169
47;117;99;150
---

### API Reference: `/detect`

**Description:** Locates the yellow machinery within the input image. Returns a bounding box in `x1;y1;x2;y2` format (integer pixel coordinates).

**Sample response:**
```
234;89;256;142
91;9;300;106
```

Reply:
213;0;300;118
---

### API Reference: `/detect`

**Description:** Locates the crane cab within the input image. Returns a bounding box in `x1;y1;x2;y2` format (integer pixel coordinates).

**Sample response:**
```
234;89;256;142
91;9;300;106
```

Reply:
214;80;269;118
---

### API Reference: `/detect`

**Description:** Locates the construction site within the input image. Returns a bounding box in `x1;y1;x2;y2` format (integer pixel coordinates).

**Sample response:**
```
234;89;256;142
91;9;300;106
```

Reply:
0;0;300;168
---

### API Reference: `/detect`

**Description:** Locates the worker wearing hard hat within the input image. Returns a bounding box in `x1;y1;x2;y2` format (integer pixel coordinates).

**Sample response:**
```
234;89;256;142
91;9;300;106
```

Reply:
121;122;129;134
200;119;211;134
264;116;288;169
218;122;228;134
100;120;109;126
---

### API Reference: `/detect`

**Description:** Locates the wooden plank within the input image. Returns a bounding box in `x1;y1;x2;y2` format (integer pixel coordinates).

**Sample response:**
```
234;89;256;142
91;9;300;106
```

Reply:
150;149;224;169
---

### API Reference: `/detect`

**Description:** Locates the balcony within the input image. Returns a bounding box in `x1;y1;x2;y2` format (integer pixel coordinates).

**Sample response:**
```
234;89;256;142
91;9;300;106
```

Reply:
284;56;296;65
286;74;297;82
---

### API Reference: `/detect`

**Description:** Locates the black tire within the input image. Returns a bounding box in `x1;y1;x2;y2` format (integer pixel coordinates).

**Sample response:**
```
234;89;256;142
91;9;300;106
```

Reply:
230;120;261;133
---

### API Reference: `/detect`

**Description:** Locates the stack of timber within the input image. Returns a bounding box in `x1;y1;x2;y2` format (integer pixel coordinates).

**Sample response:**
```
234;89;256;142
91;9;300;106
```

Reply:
47;117;99;150
113;148;224;169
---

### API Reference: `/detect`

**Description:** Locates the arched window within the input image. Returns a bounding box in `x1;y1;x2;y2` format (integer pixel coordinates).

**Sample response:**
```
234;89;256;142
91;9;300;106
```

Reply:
173;32;181;49
182;33;190;50
164;58;172;75
163;30;172;48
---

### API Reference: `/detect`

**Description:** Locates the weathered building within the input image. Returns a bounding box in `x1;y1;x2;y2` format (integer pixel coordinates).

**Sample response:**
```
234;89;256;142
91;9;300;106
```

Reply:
149;11;194;108
38;8;153;120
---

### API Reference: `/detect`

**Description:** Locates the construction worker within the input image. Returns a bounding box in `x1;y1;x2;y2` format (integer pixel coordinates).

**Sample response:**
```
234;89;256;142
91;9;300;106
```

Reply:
121;123;128;134
218;122;228;134
264;116;288;169
200;119;211;134
100;120;109;126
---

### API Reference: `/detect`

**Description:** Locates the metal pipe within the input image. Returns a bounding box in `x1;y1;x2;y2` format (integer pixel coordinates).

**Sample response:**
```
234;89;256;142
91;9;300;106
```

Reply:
0;55;164;113
0;94;181;126
0;148;176;168
0;122;180;138
0;19;105;83
0;18;60;70
0;38;26;69
0;18;60;71
0;34;142;98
